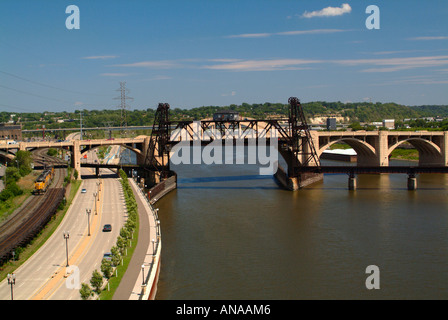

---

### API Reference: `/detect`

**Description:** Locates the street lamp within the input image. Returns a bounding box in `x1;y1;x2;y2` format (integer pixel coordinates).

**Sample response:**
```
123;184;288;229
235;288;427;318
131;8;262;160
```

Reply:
151;238;156;255
63;231;70;267
156;220;161;237
86;209;91;236
7;273;16;300
141;264;145;285
93;192;98;215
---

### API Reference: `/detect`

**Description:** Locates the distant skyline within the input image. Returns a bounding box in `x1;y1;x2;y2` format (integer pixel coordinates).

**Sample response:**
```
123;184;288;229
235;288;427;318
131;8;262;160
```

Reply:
0;0;447;113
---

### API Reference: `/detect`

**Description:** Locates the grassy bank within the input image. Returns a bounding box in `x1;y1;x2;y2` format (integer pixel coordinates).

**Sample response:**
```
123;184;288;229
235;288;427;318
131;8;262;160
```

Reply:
0;171;38;222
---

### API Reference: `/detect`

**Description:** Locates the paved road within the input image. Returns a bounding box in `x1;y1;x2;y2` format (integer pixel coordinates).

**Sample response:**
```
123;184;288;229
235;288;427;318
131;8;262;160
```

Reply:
0;165;126;300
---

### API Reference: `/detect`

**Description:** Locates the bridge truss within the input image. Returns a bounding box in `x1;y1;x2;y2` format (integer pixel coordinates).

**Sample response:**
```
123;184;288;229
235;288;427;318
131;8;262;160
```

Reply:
144;97;321;179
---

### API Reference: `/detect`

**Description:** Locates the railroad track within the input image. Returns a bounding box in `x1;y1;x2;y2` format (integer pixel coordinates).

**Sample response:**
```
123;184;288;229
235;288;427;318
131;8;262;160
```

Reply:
0;149;67;263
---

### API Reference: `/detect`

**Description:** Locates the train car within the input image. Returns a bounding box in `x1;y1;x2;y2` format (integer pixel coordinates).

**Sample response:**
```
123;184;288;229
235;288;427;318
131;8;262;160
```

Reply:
34;167;54;194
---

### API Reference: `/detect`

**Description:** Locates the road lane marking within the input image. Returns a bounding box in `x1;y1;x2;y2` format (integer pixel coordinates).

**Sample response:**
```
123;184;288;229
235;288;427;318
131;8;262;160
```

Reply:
31;179;105;300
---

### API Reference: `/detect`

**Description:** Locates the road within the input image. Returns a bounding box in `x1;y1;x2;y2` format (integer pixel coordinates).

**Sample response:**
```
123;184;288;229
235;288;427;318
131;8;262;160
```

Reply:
0;162;126;300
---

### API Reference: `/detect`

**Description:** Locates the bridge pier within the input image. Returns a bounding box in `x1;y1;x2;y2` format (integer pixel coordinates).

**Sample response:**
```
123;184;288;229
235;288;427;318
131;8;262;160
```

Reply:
274;166;323;190
70;140;81;180
348;173;357;190
407;174;417;191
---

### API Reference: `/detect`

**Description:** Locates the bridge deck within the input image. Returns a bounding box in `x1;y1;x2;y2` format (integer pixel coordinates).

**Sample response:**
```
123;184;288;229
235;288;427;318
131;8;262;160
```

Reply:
296;166;448;175
78;162;448;175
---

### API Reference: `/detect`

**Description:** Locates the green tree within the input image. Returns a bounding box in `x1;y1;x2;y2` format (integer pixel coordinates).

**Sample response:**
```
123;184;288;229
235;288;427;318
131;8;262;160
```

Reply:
90;270;103;294
14;150;33;176
111;246;121;267
5;166;21;185
101;259;113;279
349;122;364;131
79;283;93;300
47;148;58;157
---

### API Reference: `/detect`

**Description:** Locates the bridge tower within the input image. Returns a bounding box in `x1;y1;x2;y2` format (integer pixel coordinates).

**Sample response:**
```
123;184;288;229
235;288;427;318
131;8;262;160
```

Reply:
287;97;321;171
276;97;323;190
143;103;172;185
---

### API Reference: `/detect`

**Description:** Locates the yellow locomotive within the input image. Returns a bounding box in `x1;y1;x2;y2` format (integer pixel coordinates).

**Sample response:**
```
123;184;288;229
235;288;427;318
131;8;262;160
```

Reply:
34;167;54;194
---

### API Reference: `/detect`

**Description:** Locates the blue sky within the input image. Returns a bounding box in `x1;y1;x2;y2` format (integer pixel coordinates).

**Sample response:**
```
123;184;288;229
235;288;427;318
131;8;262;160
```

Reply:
0;0;447;113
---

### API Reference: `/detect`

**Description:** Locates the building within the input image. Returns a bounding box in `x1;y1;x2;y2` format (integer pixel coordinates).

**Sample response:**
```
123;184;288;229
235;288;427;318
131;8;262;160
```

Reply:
213;110;240;121
0;123;22;141
382;119;395;129
326;118;337;130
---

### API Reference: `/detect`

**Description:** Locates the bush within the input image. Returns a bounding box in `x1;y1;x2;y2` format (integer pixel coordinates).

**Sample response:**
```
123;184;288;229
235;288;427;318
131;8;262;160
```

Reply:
0;189;13;202
47;148;58;157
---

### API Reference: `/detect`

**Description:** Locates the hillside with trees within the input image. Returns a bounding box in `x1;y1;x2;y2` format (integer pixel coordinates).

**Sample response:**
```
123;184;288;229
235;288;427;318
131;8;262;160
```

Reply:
3;101;448;130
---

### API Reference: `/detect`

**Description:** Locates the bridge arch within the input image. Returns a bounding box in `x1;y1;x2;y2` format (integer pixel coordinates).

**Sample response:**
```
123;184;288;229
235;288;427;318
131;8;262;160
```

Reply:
388;138;444;166
80;143;142;158
318;138;378;166
0;150;16;162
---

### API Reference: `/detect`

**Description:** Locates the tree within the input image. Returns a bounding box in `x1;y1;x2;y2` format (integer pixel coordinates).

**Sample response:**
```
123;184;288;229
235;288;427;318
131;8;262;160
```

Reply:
5;166;21;185
14;150;33;176
101;259;113;279
47;148;58;157
111;246;121;267
79;283;93;300
90;270;103;294
349;122;364;131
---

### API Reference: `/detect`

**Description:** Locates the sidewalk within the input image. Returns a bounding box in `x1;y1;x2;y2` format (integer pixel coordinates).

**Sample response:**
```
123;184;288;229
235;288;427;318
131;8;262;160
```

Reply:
113;178;161;300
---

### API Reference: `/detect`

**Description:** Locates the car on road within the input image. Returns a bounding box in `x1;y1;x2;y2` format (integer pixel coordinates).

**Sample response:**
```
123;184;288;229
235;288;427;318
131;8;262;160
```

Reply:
103;252;112;261
102;224;112;232
81;188;87;193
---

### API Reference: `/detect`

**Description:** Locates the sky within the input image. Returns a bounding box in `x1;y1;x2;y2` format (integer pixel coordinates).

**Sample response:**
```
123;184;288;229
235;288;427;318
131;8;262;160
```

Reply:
0;0;447;113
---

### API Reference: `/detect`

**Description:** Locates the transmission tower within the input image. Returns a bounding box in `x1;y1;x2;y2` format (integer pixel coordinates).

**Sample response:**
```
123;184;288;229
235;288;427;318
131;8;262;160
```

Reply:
114;82;133;134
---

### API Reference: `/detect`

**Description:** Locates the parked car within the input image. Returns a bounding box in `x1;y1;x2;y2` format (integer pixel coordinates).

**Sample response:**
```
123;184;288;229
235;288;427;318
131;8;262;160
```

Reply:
102;224;112;232
81;188;87;193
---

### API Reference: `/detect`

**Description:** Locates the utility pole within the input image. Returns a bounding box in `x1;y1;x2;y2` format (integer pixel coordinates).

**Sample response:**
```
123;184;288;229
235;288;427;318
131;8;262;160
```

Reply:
80;111;83;140
114;82;133;136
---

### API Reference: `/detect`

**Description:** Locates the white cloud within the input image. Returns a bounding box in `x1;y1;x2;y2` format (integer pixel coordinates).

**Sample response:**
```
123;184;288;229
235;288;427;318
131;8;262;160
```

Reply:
112;60;180;69
408;36;448;41
202;59;321;71
334;55;448;72
227;33;271;39
140;75;172;81
107;55;448;73
227;29;348;39
100;73;132;77
82;55;118;60
302;3;352;18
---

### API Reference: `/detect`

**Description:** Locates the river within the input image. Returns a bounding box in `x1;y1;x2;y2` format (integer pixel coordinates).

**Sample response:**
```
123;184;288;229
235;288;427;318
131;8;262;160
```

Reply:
126;146;448;299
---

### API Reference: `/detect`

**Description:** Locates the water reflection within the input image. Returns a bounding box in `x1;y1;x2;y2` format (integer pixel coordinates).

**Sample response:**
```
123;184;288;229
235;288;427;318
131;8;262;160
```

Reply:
152;148;448;299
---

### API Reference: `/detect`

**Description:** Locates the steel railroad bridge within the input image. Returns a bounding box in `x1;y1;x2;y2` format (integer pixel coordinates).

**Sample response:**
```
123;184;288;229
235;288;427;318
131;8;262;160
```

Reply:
2;97;448;190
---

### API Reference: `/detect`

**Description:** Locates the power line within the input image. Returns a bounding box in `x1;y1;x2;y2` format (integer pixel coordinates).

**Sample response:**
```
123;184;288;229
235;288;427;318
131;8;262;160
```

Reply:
0;103;37;113
0;70;109;97
0;84;70;103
